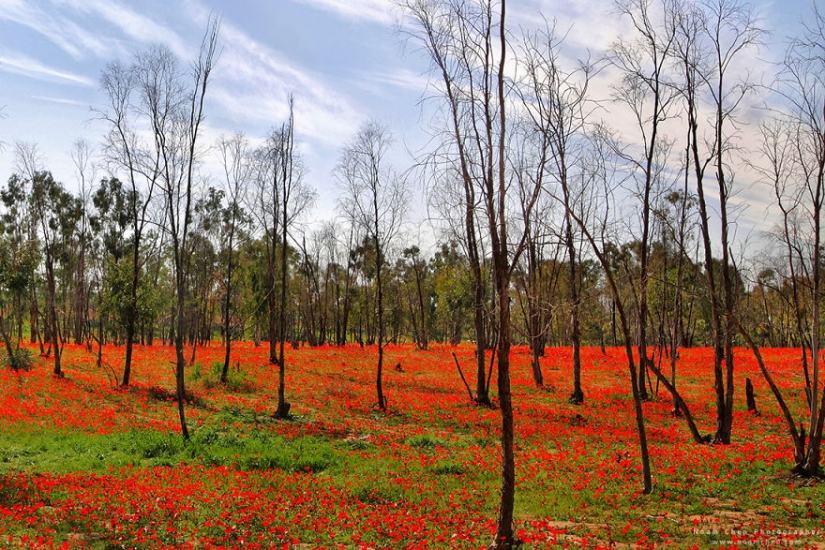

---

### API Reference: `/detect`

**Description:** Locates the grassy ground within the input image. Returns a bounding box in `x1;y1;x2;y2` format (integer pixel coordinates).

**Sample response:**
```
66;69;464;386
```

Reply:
0;342;822;548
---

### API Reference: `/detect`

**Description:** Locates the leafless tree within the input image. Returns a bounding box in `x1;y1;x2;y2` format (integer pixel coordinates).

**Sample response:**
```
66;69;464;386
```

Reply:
401;0;496;407
401;0;541;545
520;19;594;401
216;132;253;383
336;120;408;412
98;52;165;387
271;99;315;418
744;4;825;476
146;16;220;440
607;0;679;401
70;139;97;346
565;130;654;493
11;142;44;350
674;0;764;444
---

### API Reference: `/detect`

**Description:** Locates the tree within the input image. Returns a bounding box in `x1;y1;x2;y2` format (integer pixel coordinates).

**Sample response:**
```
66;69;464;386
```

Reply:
29;171;82;377
675;0;764;444
145;17;220;440
13;142;44;350
746;4;825;476
69;139;96;346
607;0;679;401
0;175;38;371
336;120;408;411
400;245;431;350
401;1;539;545
269;99;314;418
98;49;164;387
520;19;594;400
567;131;654;493
216;133;253;382
89;176;133;372
402;0;495;406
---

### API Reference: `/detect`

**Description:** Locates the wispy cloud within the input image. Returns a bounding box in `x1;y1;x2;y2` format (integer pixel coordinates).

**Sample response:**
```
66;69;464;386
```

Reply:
58;0;190;59
289;0;399;25
0;0;190;61
209;21;364;147
358;68;430;94
0;50;94;86
30;95;89;107
0;0;113;60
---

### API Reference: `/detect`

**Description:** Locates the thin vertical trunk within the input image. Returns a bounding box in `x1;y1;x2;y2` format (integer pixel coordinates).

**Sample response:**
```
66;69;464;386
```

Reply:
122;239;140;387
275;198;290;418
491;2;515;546
566;215;583;404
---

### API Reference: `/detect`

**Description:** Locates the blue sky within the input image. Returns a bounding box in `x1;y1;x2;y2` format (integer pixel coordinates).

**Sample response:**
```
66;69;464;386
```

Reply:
0;0;817;240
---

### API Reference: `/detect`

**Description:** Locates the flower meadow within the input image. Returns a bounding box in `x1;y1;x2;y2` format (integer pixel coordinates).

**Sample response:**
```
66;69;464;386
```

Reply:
0;342;823;549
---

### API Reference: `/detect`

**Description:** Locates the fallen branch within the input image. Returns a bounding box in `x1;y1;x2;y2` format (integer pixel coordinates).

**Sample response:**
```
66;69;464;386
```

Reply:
452;352;475;402
647;360;709;444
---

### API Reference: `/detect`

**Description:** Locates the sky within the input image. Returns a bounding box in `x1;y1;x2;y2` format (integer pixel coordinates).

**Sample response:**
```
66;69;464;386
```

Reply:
0;0;817;253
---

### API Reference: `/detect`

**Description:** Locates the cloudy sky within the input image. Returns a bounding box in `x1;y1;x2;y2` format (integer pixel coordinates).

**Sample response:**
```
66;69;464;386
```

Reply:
0;0;817;243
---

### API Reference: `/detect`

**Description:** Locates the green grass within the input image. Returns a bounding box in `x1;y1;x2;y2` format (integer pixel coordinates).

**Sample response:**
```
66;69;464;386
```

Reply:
0;425;339;475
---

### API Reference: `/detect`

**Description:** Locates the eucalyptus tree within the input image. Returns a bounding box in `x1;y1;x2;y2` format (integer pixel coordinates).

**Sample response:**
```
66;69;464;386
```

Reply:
400;245;431;350
0;175;38;370
29;171;82;378
336;120;408;412
89;177;132;366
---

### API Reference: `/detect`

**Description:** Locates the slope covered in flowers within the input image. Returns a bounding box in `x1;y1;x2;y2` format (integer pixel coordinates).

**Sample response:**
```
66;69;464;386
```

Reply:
0;342;823;548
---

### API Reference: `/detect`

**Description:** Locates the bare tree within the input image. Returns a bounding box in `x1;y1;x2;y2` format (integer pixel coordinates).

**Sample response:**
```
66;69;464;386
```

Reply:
564;131;654;493
401;1;540;546
520;20;594;401
675;0;764;444
271;99;314;418
13;142;44;350
745;4;825;476
336;120;408;411
146;17;220;440
216;132;252;383
98;54;164;387
402;0;495;406
607;0;680;401
70;139;97;346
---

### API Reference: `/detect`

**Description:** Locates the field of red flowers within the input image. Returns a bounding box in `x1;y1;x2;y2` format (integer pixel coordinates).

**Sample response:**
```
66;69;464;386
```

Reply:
0;342;823;548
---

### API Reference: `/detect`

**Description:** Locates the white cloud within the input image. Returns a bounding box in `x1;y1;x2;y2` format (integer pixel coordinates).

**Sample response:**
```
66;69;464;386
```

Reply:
357;68;431;95
0;0;109;60
0;50;94;86
54;0;191;59
290;0;399;25
208;21;364;147
30;95;89;107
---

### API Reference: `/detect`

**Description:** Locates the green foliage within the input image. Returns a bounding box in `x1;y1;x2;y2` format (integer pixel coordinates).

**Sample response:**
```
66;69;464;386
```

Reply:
405;434;447;449
431;461;464;475
2;343;32;372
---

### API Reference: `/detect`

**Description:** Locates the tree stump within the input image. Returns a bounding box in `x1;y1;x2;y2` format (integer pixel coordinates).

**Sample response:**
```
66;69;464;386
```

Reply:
745;377;760;416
